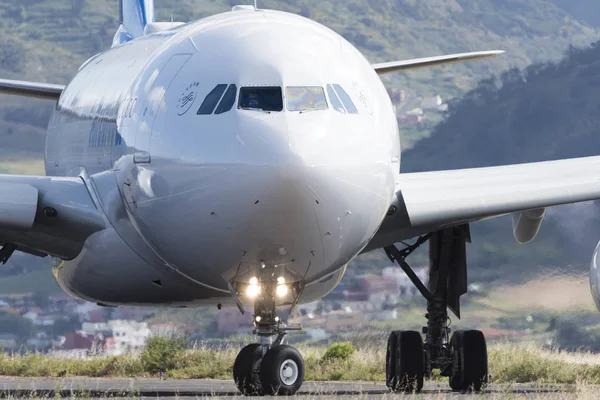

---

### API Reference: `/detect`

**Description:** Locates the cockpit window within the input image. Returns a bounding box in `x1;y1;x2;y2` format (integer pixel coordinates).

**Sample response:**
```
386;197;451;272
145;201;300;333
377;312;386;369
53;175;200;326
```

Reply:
326;85;346;114
215;84;237;115
286;87;328;112
239;87;283;112
197;84;227;115
332;84;359;114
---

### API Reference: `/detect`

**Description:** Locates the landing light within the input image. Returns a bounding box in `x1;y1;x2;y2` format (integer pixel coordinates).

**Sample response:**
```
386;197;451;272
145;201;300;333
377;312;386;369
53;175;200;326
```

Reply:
276;284;288;297
247;277;261;298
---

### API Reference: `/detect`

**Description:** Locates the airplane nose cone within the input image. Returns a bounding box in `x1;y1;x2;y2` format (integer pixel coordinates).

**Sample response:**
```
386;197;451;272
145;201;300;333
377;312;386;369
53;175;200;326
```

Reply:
128;124;394;290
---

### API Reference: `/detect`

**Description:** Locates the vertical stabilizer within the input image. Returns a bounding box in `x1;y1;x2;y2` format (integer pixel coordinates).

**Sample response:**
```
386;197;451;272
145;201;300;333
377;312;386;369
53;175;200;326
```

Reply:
113;0;155;46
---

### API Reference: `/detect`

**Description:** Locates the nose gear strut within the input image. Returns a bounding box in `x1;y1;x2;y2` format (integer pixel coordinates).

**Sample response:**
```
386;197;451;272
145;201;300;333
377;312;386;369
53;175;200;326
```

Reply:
232;276;304;396
384;225;488;393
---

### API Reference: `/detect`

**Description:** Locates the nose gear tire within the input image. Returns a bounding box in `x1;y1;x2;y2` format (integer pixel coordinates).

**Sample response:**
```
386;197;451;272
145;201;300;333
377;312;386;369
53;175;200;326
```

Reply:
386;330;424;393
449;330;488;392
259;345;305;395
233;344;264;396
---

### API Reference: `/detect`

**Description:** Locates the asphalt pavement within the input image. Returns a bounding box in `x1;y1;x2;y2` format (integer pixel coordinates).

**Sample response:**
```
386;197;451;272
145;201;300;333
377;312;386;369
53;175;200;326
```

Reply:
0;377;576;399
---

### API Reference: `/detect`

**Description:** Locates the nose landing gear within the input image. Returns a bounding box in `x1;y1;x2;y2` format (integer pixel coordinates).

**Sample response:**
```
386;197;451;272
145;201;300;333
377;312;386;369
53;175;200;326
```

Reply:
384;226;488;393
232;280;304;396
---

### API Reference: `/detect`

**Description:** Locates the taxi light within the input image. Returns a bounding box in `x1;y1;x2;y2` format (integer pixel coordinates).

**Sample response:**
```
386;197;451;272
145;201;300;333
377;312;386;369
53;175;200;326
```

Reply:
247;278;261;298
277;277;286;285
276;284;288;297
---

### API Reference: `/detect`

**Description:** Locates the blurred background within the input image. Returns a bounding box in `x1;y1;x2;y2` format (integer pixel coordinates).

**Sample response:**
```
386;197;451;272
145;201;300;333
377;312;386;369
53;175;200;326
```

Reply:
1;0;600;355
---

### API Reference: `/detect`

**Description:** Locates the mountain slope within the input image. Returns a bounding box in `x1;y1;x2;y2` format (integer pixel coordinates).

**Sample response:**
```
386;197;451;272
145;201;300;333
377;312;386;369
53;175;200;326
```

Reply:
403;43;600;172
399;41;600;280
0;0;598;165
1;0;600;285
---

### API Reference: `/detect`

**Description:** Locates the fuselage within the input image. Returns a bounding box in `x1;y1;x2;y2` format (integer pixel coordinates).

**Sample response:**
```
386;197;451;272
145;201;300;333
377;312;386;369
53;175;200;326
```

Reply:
47;8;400;307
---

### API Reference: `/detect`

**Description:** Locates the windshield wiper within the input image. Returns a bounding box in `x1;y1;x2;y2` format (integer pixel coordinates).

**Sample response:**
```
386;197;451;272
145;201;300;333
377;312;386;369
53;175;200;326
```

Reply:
239;107;271;113
298;108;320;114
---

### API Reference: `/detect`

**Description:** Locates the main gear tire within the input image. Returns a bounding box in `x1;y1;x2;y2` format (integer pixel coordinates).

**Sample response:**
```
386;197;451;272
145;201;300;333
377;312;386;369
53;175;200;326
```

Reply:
386;330;424;393
449;330;488;392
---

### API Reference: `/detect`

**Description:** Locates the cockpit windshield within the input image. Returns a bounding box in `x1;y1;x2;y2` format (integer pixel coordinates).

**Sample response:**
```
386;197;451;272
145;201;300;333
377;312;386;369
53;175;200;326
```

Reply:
286;87;328;112
238;87;283;112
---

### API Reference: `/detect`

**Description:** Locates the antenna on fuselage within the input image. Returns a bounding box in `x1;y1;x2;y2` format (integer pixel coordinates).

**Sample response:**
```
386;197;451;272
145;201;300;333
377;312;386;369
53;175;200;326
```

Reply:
254;0;258;9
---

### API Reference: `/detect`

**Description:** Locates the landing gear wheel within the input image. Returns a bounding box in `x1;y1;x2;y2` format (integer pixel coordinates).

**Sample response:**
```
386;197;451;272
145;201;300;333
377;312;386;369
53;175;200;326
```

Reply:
386;330;424;393
233;344;263;396
259;345;304;395
449;330;488;392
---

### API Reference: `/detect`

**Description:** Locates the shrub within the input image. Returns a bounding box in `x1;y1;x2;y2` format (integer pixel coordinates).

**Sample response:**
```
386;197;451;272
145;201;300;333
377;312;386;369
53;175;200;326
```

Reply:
321;342;356;362
141;335;186;374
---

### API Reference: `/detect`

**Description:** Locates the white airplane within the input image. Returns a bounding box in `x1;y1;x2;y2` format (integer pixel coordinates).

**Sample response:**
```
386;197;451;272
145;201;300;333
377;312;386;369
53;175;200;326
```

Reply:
1;0;600;395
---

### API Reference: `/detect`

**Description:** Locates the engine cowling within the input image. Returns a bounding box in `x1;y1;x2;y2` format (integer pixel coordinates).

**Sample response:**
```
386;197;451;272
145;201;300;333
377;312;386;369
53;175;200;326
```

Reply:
512;208;546;244
590;241;600;312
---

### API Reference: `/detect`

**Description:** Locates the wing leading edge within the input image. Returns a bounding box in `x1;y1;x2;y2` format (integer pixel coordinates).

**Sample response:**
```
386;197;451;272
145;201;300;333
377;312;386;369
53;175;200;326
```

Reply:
365;156;600;252
0;78;64;101
0;175;105;260
372;50;504;75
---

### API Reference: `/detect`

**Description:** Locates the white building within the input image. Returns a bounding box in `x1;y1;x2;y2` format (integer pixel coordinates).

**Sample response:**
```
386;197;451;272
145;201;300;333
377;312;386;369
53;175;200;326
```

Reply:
82;320;151;355
407;107;424;116
23;312;55;326
422;95;443;110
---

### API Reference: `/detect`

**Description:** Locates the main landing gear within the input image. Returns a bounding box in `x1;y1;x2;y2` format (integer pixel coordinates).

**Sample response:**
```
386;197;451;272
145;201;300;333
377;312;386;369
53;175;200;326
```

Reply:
233;279;304;396
384;225;488;393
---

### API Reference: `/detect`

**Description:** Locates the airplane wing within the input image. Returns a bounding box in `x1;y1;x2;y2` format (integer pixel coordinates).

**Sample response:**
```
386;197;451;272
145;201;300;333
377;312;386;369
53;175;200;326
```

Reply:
0;78;65;101
372;50;504;75
364;156;600;252
0;174;105;262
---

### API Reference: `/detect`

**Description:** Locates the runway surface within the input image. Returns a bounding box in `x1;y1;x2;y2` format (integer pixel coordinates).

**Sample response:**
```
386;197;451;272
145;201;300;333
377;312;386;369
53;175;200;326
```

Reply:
0;377;577;399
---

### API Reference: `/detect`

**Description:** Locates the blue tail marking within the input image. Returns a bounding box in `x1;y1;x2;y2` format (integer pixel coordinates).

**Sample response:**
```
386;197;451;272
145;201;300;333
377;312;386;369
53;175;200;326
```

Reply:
113;0;155;46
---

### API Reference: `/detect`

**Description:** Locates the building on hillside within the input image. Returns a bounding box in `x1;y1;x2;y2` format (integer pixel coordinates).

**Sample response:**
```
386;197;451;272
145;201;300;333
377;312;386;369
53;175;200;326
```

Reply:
27;332;52;350
81;320;151;355
323;309;364;331
75;302;102;321
113;307;153;321
23;311;56;326
422;95;443;110
59;331;96;351
49;293;80;313
399;114;424;126
0;306;19;314
355;274;398;299
382;266;429;296
407;107;423;116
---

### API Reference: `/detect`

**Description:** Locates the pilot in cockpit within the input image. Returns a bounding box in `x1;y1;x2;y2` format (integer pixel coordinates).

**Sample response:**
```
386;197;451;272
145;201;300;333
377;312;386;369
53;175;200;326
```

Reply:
248;93;260;107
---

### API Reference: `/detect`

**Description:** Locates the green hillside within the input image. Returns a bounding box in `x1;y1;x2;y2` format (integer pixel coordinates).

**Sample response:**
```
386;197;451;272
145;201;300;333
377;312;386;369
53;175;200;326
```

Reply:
2;0;598;90
0;0;599;154
2;0;600;288
550;0;600;28
400;40;600;281
403;42;600;171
